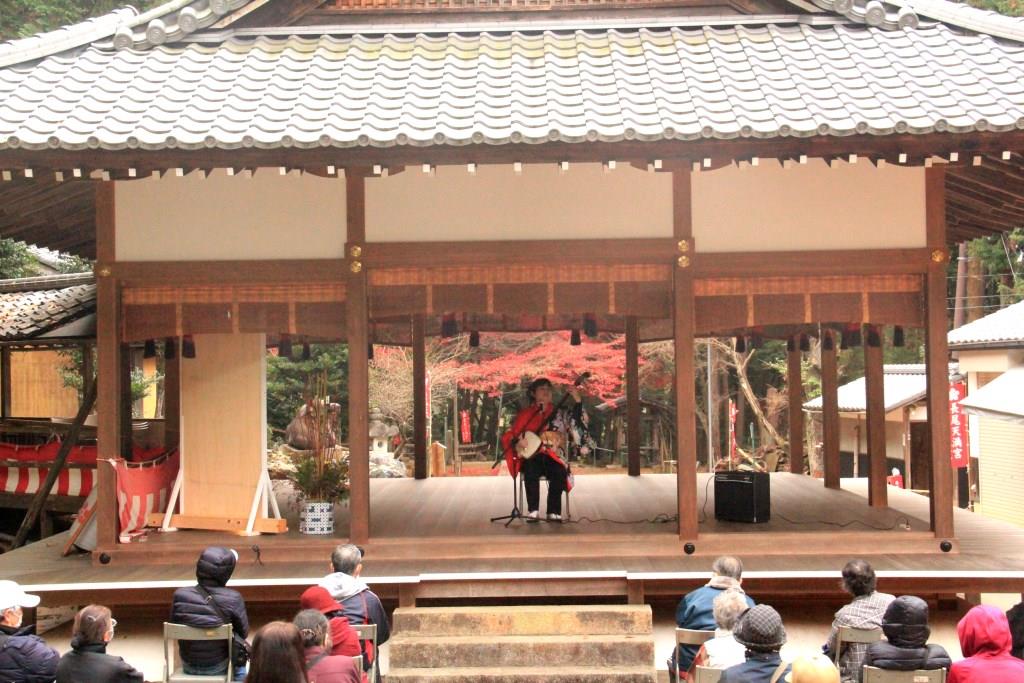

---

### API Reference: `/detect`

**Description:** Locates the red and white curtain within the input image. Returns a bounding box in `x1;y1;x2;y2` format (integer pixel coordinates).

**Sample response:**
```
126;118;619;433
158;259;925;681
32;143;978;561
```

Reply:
116;450;179;541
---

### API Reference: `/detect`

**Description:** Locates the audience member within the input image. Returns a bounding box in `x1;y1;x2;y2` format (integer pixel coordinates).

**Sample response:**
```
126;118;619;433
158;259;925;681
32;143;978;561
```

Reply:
246;621;308;683
786;654;840;683
719;605;791;683
170;547;250;679
0;580;59;683
689;588;749;676
319;544;390;678
824;559;894;683
293;609;361;683
865;596;951;672
299;587;360;657
1006;598;1024;659
671;556;755;675
56;605;143;683
948;605;1024;683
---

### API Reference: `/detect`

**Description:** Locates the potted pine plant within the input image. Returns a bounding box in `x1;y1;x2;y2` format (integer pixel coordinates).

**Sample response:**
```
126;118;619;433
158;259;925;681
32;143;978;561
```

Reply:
289;370;349;535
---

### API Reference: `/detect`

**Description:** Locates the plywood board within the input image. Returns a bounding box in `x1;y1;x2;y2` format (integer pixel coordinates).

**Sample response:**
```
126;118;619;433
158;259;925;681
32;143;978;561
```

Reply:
180;334;266;519
10;350;80;419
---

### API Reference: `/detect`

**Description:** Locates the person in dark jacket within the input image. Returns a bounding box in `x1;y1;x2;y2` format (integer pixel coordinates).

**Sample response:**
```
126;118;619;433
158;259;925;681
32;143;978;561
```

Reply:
170;547;249;680
1006;598;1024;659
294;609;361;683
670;556;755;677
318;545;390;681
56;605;143;683
720;605;792;683
865;596;951;672
0;579;59;683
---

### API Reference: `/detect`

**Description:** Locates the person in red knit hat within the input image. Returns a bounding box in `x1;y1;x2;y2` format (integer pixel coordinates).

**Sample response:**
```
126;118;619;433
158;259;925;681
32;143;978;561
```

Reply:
299;586;361;659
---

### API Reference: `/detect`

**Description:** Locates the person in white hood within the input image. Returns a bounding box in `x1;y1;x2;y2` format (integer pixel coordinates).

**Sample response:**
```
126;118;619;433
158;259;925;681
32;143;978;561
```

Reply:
318;544;390;681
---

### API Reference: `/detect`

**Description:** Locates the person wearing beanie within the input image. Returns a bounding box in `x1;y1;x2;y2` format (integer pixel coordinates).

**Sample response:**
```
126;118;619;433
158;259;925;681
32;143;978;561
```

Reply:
169;547;249;679
0;580;59;683
720;605;792;683
865;595;951;672
299;586;361;658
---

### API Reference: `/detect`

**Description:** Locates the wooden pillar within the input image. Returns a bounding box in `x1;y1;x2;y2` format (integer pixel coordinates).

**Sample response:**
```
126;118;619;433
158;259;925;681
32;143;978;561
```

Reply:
786;339;804;475
821;330;841;489
864;326;888;507
163;353;180;449
673;167;698;540
925;167;954;539
0;346;10;418
625;316;641;477
119;344;133;457
346;172;370;545
412;314;428;480
94;181;121;551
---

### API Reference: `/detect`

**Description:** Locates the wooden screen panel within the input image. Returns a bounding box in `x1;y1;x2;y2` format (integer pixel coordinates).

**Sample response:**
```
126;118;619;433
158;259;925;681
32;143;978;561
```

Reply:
695;295;746;333
615;281;672;318
10;350;80;418
123;303;176;342
296;302;345;339
371;285;427;317
554;282;608;314
867;292;924;327
180;334;266;518
754;294;804;326
493;284;548;314
238;302;289;334
433;284;487;314
812;293;861;324
182;304;233;335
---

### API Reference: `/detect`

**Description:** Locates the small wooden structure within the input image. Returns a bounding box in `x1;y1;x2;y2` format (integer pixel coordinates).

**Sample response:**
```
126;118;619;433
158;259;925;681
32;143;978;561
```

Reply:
3;0;1024;592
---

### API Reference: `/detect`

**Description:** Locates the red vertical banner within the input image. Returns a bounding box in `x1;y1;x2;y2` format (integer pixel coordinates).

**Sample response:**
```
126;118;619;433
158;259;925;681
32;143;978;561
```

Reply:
949;381;969;469
459;409;471;444
728;399;738;467
425;372;432;444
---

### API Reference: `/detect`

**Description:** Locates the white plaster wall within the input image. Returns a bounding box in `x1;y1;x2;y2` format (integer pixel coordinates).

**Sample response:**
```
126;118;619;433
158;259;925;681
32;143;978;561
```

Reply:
838;415;907;462
115;170;347;261
956;349;1024;374
692;160;926;252
366;163;673;241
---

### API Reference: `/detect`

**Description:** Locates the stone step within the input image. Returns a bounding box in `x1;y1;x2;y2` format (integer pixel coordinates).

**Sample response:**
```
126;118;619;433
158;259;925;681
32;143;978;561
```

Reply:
392;604;652;636
388;633;654;669
385;666;657;683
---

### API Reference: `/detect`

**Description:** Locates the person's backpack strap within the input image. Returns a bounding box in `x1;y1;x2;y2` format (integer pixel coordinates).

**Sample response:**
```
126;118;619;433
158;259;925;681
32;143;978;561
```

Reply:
196;585;231;628
769;660;789;683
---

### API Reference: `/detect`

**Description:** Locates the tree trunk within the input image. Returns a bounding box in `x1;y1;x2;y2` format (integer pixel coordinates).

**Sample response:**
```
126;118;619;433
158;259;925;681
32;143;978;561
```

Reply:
966;251;984;323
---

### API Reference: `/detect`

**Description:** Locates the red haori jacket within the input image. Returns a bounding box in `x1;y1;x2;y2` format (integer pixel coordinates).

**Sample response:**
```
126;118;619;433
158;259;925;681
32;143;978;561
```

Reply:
500;404;568;478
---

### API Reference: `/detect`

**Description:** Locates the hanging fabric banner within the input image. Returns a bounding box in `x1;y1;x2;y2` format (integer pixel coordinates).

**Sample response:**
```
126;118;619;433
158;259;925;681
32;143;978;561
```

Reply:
460;409;472;444
949;381;970;469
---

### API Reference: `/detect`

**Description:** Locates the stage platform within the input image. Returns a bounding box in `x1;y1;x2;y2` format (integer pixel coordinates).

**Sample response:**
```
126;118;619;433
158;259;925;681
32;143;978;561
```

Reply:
3;473;1023;608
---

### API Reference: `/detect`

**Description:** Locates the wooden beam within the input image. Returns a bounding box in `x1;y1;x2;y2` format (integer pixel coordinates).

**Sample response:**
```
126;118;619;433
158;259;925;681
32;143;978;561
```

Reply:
119;344;133;459
362;239;675;268
113;259;346;287
95;181;120;551
786;340;804;475
0;347;10;419
821;330;840;490
163;352;180;449
412;314;428;480
693;249;931;278
346;172;370;545
10;381;97;549
625;316;641;477
925;167;955;540
864;326;888;507
144;513;287;534
673;168;698;540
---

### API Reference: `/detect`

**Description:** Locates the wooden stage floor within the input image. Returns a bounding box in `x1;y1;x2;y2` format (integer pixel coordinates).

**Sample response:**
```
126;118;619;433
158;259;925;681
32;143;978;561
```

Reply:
4;473;1024;606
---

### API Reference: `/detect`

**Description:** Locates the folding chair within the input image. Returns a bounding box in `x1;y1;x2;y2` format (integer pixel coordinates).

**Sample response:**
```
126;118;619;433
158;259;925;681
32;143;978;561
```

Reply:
863;666;946;683
674;628;715;683
695;665;724;683
352;623;378;683
163;622;233;682
833;626;883;665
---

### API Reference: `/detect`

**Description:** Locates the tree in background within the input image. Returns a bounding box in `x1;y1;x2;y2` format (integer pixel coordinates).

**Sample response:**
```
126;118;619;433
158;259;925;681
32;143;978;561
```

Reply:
267;344;349;442
0;0;162;40
0;240;39;279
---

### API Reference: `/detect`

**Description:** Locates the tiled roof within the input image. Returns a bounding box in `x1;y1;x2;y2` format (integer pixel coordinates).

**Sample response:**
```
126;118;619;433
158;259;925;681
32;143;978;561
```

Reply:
0;274;96;341
0;8;137;69
948;300;1024;350
1;19;1023;153
802;363;958;412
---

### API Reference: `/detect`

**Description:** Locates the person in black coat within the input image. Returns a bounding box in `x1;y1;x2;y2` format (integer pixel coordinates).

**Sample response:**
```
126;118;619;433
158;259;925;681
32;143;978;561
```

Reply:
169;546;249;679
0;580;59;683
56;605;143;683
1007;599;1024;659
865;596;952;672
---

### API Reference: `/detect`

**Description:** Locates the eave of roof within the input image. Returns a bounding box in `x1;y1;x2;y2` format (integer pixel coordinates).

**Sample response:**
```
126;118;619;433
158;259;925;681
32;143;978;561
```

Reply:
948;300;1024;350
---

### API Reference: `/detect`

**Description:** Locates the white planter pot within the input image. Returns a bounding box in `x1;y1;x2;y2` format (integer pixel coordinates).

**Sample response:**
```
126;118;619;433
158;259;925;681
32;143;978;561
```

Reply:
299;501;335;535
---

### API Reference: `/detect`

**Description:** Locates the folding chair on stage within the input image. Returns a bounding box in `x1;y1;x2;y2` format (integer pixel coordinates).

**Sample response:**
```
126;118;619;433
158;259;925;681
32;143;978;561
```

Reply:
163;622;233;682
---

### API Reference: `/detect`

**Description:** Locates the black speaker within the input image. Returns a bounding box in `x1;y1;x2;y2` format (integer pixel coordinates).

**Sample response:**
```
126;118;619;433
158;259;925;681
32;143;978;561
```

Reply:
714;471;770;523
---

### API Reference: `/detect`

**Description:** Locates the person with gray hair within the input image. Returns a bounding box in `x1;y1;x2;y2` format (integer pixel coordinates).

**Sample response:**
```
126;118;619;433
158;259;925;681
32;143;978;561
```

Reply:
688;588;751;675
319;545;390;681
669;556;755;680
824;559;894;683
